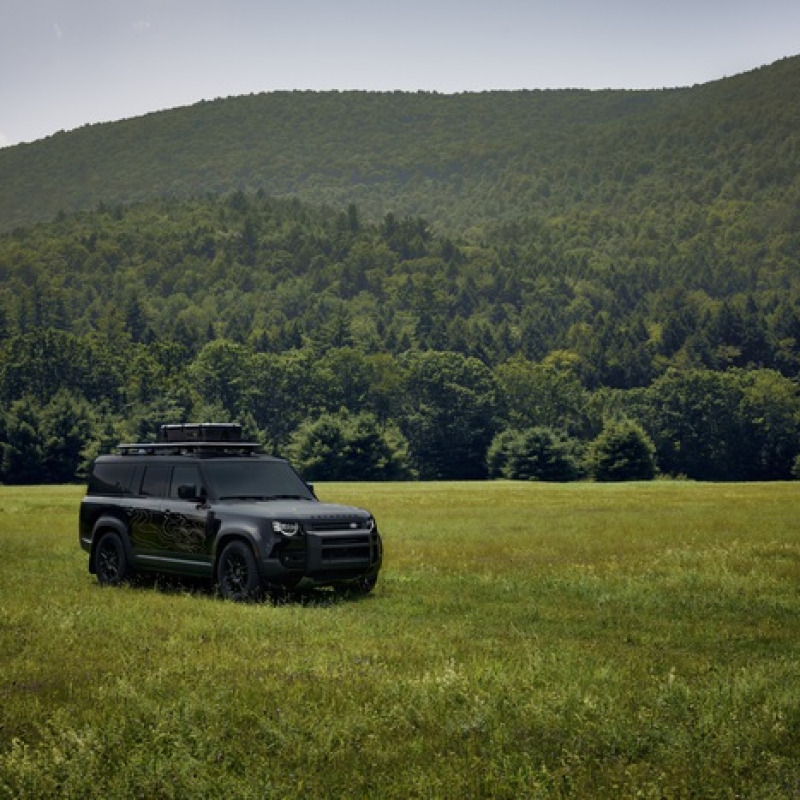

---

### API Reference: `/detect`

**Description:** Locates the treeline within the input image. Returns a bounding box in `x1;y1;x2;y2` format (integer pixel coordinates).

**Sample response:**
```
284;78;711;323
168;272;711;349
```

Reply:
1;329;798;484
1;190;800;483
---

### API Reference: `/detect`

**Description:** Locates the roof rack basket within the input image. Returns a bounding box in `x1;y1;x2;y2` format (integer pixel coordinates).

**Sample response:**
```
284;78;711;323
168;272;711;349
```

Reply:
158;423;243;443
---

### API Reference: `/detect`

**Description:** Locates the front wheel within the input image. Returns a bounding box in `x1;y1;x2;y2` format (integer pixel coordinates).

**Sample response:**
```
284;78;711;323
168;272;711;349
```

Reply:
217;541;263;602
95;531;130;586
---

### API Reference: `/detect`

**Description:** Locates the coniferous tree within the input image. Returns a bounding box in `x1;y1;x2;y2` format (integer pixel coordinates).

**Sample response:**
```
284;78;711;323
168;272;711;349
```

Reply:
587;419;656;482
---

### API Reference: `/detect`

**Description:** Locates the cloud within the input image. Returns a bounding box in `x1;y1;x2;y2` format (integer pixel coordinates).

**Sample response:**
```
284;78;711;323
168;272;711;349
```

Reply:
131;20;152;32
54;22;63;40
0;131;12;149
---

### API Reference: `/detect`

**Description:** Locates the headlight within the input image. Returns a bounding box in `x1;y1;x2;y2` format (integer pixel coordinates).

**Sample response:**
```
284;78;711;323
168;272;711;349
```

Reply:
272;521;301;537
366;517;375;533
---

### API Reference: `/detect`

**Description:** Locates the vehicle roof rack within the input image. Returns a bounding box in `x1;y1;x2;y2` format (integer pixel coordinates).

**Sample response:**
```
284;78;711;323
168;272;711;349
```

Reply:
117;441;262;456
117;422;262;456
158;423;243;443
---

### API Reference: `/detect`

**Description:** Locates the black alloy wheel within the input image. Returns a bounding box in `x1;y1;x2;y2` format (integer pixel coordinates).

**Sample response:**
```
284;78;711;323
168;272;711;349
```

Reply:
95;531;129;586
217;541;263;602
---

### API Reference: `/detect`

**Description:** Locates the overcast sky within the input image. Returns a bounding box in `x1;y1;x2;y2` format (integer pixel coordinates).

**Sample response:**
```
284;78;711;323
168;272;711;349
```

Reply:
2;0;799;148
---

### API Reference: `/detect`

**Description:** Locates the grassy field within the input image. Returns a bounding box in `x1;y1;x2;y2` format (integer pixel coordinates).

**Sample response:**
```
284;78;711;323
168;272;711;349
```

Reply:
1;481;799;798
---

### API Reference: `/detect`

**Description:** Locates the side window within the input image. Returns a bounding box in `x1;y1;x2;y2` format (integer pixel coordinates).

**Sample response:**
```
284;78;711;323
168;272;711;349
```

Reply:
88;463;135;496
139;465;170;498
170;465;203;499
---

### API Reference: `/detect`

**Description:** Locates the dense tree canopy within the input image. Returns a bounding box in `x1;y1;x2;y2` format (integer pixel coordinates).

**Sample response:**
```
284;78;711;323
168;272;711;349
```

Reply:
1;58;800;482
0;187;798;482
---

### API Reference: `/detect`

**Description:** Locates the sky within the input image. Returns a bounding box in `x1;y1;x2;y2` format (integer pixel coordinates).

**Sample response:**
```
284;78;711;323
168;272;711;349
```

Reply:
2;0;799;148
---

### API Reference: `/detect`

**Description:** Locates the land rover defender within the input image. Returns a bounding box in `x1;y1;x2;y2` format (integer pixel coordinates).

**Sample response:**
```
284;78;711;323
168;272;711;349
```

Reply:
79;423;382;600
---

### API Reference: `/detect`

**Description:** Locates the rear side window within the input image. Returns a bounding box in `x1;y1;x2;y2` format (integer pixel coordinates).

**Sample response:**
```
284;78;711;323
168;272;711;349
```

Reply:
169;465;203;499
88;463;136;496
139;465;170;498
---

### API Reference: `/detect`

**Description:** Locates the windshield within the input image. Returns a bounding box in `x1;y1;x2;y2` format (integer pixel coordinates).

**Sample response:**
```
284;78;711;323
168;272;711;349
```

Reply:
202;460;315;502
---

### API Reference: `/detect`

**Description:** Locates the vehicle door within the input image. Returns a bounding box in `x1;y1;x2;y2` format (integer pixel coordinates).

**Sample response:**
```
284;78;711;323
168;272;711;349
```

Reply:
162;464;214;565
128;464;171;556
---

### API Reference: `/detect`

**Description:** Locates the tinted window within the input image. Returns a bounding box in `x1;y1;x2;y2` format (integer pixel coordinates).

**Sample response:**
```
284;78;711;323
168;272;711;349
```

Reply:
88;463;135;496
139;465;170;498
169;465;203;499
203;460;314;501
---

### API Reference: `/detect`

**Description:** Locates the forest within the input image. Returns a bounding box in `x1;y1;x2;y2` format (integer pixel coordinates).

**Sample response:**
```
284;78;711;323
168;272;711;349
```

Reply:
0;56;799;483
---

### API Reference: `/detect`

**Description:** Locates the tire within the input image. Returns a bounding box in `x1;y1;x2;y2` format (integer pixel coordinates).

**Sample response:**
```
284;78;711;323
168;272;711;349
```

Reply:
95;531;130;586
217;541;263;602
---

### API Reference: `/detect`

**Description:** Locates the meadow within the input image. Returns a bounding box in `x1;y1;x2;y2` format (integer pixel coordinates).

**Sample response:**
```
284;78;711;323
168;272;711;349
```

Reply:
1;480;799;798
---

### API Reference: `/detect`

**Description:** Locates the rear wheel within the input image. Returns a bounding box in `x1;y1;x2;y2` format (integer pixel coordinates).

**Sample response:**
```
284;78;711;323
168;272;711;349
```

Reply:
95;531;129;586
217;541;263;602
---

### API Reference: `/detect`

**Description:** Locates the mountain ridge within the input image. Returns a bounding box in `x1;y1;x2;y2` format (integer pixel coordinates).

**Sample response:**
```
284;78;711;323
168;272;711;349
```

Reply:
2;55;798;233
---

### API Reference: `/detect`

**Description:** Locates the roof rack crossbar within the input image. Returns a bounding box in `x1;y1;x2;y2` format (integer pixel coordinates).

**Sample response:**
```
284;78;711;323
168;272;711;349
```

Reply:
118;441;261;456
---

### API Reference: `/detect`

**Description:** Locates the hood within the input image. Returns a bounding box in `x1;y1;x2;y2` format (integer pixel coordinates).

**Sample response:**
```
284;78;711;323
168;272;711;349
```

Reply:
215;498;371;522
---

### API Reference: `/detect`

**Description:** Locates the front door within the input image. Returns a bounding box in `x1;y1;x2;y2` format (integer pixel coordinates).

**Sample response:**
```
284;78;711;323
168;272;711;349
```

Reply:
128;463;213;575
162;464;213;564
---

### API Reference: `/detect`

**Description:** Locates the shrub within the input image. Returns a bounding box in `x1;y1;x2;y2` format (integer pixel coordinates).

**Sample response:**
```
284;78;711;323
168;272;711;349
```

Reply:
287;410;408;481
487;429;517;478
488;427;582;482
587;419;657;482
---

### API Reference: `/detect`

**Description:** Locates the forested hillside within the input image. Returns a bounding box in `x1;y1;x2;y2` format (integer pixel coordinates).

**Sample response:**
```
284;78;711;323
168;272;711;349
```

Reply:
1;57;799;484
1;56;798;234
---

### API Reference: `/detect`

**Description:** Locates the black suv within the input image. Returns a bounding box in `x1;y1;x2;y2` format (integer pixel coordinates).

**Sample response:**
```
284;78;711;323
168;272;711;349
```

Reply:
79;423;382;600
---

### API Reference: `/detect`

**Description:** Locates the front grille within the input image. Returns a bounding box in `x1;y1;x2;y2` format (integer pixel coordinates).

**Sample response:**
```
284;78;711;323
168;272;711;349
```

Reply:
305;517;370;533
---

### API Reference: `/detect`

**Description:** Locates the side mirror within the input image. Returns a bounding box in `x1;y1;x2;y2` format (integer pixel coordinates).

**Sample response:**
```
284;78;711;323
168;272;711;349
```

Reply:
178;484;204;502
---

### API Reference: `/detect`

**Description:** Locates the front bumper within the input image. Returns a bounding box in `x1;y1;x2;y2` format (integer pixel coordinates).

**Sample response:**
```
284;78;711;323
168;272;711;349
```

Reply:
261;528;383;586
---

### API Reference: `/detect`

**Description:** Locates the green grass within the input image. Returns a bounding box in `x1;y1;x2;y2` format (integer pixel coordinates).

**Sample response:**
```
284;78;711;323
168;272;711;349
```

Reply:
1;481;799;798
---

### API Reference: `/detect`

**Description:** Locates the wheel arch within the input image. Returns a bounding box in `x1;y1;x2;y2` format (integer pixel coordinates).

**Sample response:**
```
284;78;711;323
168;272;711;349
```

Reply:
213;529;262;576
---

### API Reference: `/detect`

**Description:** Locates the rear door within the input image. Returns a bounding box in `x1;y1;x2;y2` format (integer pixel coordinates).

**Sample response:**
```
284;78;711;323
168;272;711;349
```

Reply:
128;464;171;555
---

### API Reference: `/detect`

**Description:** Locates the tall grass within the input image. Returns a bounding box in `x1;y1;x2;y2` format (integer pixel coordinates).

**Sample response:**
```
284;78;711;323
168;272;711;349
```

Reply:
1;481;799;798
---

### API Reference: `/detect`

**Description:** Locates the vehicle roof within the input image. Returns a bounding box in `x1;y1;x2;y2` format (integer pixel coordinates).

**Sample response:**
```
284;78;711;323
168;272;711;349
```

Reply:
95;448;286;463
